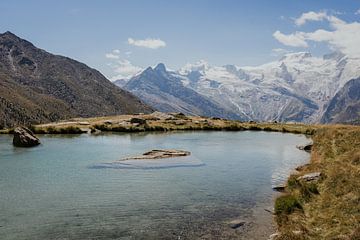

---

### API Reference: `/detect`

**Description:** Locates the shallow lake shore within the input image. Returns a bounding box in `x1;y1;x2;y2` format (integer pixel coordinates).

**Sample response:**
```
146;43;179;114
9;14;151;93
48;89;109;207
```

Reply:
1;113;359;239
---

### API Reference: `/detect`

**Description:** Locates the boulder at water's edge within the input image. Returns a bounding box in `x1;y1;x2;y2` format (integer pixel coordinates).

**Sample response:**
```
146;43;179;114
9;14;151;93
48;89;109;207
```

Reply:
13;127;41;147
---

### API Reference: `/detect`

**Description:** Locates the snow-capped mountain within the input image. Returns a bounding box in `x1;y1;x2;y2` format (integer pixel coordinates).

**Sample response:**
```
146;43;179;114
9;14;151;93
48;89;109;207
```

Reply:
115;52;360;123
121;63;244;119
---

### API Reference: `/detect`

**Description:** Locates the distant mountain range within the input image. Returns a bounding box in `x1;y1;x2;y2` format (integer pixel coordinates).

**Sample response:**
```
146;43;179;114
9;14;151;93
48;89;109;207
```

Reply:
0;31;358;128
116;52;360;124
0;31;152;128
117;63;242;120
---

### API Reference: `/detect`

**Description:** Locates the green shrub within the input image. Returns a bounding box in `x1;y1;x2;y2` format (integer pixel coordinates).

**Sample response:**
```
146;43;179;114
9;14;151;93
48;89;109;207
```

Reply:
149;125;166;131
224;124;244;131
58;126;83;134
282;127;289;133
94;124;109;131
46;126;56;133
287;175;300;189
275;195;302;214
248;126;261;131
305;128;315;135
299;182;319;202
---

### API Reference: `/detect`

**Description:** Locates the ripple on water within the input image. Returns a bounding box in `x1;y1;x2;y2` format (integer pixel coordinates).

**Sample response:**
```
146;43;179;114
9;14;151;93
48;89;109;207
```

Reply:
90;156;205;170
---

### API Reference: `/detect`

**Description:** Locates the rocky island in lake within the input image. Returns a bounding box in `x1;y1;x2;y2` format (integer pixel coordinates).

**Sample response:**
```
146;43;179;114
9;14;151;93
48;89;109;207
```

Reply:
93;149;203;170
122;149;191;160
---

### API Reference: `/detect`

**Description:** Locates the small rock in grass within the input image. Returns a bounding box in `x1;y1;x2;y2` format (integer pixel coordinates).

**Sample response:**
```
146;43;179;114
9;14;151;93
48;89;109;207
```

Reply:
297;172;321;182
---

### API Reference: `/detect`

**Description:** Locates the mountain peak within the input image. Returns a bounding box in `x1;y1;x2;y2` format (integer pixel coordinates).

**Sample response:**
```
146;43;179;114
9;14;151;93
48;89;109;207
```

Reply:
280;52;312;62
0;31;20;40
0;31;34;49
323;51;345;61
154;63;166;72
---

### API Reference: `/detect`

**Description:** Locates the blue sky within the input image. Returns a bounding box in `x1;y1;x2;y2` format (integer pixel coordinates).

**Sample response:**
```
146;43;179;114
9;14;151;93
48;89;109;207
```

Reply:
0;0;359;79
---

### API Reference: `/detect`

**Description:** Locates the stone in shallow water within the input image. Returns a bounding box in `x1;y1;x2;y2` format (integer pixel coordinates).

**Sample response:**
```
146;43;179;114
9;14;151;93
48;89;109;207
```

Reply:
296;143;313;152
13;127;40;147
272;184;286;192
227;219;246;229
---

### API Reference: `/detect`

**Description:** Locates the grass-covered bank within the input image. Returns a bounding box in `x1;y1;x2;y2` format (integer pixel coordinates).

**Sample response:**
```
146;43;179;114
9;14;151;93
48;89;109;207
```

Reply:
274;125;360;240
0;112;317;135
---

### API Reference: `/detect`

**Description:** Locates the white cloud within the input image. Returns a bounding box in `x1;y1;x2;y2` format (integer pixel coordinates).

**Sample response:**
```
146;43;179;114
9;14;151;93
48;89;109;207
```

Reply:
271;48;292;56
356;9;360;15
105;49;141;80
105;49;121;59
295;11;328;26
128;37;166;49
110;59;142;80
105;53;120;59
273;31;308;47
273;11;360;58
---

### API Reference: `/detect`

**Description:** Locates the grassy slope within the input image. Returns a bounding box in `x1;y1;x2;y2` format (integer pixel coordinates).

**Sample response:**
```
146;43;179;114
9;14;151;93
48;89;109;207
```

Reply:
1;114;359;239
275;125;360;240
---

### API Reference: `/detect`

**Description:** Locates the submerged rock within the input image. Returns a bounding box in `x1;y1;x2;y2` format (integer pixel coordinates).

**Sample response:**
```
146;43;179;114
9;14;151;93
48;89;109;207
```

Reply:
13;127;40;147
227;219;246;229
123;149;190;160
91;149;202;170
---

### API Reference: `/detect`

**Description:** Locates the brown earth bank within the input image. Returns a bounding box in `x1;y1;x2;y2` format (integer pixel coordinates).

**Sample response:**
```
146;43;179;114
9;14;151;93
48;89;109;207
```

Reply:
1;112;359;239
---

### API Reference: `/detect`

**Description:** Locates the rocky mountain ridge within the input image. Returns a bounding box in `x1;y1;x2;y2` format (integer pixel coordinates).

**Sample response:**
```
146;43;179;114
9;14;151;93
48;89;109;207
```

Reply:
0;31;153;128
116;52;360;124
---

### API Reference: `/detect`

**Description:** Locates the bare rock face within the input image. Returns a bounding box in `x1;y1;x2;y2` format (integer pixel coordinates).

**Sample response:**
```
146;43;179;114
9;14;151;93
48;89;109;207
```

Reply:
13;127;40;147
297;172;321;182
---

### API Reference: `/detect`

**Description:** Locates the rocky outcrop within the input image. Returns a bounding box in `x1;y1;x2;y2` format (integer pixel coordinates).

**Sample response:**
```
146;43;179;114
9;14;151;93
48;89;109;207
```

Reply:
13;127;40;147
297;172;321;182
123;149;190;160
130;117;146;125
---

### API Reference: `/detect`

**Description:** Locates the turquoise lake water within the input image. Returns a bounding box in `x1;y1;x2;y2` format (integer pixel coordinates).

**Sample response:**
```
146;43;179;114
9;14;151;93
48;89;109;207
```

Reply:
0;131;309;239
